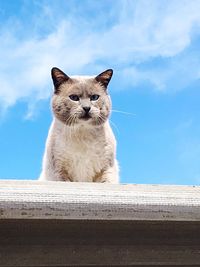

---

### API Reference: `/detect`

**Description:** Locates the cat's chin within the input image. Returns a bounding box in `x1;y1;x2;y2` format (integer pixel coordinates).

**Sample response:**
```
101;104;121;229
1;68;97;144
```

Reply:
77;117;106;127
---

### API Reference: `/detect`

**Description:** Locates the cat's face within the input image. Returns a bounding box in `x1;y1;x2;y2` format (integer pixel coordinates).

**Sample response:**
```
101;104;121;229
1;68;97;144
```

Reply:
51;67;113;126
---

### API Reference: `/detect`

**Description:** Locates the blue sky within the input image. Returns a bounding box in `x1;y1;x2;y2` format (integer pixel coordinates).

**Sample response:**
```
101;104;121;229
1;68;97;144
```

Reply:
0;0;200;185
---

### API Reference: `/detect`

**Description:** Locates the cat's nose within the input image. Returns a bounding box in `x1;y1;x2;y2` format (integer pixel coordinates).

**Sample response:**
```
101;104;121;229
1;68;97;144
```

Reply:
83;106;91;114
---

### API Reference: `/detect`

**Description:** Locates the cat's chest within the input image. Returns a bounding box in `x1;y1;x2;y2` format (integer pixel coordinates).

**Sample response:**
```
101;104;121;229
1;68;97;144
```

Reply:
57;135;105;182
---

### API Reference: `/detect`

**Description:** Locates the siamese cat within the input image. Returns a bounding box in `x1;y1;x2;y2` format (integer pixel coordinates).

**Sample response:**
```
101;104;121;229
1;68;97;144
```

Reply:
39;67;119;183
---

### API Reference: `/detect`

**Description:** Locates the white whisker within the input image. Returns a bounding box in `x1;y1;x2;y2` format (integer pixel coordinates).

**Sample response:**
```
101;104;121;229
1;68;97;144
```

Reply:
110;119;120;135
111;109;136;116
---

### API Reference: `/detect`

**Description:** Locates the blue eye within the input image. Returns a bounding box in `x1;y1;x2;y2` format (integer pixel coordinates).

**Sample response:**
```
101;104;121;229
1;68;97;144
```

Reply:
90;94;99;101
69;94;79;101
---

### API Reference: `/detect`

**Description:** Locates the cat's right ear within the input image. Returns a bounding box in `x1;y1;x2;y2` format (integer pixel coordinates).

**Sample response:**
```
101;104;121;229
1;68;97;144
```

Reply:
51;67;71;93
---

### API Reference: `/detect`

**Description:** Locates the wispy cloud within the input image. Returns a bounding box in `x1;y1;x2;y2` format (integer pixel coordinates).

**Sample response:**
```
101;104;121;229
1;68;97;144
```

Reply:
1;0;200;111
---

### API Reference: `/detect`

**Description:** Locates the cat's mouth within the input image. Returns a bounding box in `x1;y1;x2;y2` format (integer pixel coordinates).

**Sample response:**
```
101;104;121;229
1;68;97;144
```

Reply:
79;114;92;121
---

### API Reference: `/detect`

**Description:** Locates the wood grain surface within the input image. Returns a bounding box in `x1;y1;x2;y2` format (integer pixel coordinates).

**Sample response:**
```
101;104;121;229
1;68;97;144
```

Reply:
1;180;200;266
0;180;200;221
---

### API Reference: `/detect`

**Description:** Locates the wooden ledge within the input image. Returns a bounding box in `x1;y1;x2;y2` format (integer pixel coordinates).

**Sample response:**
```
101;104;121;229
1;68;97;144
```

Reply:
1;180;200;266
0;180;200;221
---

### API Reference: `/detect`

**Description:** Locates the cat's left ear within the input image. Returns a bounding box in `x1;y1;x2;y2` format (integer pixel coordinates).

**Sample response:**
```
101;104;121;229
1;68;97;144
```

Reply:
95;69;113;88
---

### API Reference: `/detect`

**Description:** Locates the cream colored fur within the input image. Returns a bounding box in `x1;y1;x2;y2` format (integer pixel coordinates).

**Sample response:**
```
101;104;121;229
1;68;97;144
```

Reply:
39;118;119;183
39;68;119;183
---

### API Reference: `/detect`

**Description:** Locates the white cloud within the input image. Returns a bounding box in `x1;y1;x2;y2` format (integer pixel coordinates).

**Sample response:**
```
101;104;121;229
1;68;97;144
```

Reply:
1;0;200;111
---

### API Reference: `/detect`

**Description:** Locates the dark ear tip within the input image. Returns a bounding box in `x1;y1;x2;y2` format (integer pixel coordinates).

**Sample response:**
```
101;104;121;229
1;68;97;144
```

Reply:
51;67;59;74
106;69;113;75
107;68;113;73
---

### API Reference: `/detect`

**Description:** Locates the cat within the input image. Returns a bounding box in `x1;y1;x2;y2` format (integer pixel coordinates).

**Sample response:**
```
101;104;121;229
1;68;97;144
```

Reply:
39;67;119;183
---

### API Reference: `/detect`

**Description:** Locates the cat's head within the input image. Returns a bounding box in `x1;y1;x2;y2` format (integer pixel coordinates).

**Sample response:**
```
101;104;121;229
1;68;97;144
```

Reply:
51;67;113;127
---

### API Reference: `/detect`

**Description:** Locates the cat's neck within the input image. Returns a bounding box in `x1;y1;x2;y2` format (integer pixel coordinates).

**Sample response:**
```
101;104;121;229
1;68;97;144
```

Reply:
52;117;106;137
